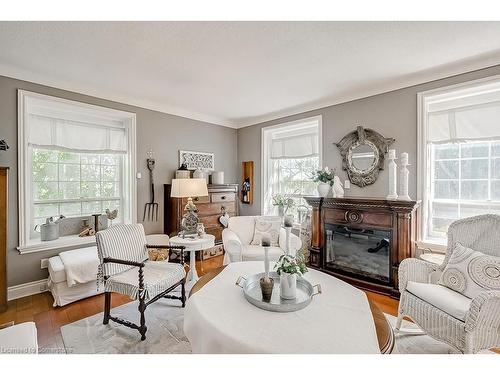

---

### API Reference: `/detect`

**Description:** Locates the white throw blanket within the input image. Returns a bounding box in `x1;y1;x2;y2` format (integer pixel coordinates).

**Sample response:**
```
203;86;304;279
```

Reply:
184;261;380;354
59;246;100;287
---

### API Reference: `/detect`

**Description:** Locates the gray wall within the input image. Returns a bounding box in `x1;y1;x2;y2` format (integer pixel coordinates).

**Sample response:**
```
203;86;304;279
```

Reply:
237;64;500;216
0;75;238;287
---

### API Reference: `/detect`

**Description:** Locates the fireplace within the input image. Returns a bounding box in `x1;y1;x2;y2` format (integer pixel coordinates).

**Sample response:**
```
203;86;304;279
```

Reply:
304;196;419;296
325;224;392;285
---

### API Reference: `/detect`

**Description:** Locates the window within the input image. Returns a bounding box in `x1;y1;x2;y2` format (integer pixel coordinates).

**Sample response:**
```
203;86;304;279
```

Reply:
418;77;500;249
18;91;136;252
262;116;322;221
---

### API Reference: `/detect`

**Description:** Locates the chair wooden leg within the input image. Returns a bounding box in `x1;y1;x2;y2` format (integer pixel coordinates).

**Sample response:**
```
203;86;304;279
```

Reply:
138;295;147;341
103;292;111;325
181;280;186;307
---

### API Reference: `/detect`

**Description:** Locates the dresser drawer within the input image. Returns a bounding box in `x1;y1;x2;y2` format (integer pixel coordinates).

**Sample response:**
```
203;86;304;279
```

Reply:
211;192;236;203
197;202;237;216
182;196;210;205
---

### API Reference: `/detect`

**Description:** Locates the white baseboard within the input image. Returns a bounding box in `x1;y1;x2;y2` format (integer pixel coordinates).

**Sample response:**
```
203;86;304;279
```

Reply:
7;279;49;301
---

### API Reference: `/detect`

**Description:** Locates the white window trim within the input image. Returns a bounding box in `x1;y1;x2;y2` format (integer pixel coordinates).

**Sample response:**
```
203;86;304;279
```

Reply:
17;90;137;254
261;115;323;215
417;74;500;253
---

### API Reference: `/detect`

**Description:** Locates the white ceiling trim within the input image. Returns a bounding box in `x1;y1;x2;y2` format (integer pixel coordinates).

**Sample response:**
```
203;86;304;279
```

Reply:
0;62;239;129
2;52;500;130
236;52;500;128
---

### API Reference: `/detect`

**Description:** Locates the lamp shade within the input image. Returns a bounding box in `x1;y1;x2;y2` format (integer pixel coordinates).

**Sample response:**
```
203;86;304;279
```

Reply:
170;178;208;198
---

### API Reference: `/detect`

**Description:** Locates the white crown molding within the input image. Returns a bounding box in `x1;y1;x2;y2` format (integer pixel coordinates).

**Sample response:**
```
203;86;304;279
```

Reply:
2;51;500;130
0;63;239;129
236;53;500;128
7;279;48;301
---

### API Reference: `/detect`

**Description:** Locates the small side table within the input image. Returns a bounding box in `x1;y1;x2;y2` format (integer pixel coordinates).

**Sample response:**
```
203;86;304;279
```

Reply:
169;234;215;283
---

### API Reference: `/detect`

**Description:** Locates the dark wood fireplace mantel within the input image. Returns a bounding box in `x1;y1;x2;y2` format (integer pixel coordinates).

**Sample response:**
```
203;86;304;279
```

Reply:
304;196;420;297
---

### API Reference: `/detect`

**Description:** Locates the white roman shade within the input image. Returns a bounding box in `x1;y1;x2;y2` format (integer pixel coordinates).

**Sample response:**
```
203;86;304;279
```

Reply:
25;95;128;154
270;121;320;159
427;87;500;144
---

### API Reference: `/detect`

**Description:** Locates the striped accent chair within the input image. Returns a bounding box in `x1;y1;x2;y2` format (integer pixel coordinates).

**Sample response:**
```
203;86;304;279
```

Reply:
96;224;186;341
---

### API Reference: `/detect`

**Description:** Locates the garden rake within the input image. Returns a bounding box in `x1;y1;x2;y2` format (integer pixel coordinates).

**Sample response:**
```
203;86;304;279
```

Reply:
143;157;159;221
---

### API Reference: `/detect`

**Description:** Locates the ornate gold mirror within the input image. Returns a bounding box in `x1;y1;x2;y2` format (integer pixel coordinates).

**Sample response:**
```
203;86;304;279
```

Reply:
335;126;394;187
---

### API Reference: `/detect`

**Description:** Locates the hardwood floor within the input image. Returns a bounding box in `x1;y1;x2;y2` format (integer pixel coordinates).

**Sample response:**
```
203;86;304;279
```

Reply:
0;255;399;353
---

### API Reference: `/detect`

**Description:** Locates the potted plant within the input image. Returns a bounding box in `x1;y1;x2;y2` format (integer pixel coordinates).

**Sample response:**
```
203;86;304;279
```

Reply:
274;254;308;299
272;193;295;217
311;167;336;197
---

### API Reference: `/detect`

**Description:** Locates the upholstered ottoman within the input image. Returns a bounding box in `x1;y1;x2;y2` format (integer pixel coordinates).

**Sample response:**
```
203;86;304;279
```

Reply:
47;246;103;307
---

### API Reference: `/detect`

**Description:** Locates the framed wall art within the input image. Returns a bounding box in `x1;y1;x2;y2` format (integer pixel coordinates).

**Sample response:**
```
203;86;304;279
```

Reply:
179;150;215;171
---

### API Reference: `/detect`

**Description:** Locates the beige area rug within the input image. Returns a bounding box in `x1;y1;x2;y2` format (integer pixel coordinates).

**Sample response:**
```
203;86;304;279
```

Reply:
61;296;481;354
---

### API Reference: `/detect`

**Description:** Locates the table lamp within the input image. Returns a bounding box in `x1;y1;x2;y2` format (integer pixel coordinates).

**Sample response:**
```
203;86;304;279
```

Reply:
170;178;209;237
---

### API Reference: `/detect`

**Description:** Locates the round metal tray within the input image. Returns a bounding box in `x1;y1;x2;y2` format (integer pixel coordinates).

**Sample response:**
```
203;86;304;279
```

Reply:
236;272;321;312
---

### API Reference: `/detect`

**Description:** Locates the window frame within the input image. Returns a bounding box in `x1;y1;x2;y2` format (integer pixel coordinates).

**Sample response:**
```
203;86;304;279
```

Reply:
17;90;137;254
261;115;322;218
417;74;500;252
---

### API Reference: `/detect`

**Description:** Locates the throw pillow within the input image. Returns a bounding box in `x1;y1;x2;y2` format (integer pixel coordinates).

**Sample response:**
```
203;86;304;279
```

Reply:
148;248;169;261
438;243;500;299
250;217;281;246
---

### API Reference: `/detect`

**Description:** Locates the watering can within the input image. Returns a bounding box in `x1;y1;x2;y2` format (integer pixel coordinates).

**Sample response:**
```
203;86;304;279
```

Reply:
34;216;60;241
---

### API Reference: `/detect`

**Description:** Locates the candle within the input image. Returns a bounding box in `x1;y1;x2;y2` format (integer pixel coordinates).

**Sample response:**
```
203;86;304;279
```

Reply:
284;214;294;228
401;152;409;165
388;149;396;159
261;233;271;247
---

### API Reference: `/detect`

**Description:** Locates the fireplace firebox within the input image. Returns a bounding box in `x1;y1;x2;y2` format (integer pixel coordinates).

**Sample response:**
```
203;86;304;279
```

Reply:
304;197;419;297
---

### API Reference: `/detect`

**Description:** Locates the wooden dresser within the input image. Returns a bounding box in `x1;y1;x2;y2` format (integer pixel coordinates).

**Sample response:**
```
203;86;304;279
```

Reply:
0;167;8;312
304;196;419;297
164;183;238;258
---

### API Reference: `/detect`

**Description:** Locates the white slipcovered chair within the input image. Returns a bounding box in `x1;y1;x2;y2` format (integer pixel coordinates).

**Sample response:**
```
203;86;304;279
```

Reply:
96;224;186;341
222;216;302;264
397;214;500;353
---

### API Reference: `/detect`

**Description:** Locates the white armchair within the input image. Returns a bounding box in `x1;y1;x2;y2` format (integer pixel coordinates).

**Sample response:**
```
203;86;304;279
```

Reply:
222;216;302;264
396;214;500;353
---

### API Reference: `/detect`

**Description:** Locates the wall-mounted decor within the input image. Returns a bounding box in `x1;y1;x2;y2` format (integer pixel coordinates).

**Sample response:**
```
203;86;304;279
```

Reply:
0;140;8;151
179;150;215;171
241;161;254;204
335;126;395;188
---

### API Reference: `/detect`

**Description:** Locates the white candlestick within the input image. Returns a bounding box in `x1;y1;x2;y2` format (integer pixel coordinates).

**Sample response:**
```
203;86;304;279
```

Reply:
386;149;398;200
264;247;270;277
399;152;411;201
285;227;291;255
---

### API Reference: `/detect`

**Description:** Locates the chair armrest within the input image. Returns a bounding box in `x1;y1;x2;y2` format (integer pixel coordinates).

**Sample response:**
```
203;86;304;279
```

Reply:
465;290;500;333
222;228;243;262
103;257;145;268
398;258;439;293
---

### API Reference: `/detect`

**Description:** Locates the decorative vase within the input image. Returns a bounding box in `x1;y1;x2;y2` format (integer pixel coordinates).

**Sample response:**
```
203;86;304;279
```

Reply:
279;272;297;300
260;277;274;302
317;183;331;198
211;171;224;185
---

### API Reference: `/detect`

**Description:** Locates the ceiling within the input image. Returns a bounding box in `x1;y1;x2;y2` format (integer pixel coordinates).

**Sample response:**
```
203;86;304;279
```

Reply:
1;21;500;128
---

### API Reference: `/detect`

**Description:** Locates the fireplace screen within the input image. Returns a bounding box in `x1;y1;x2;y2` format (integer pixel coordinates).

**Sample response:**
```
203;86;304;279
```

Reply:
324;224;391;284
